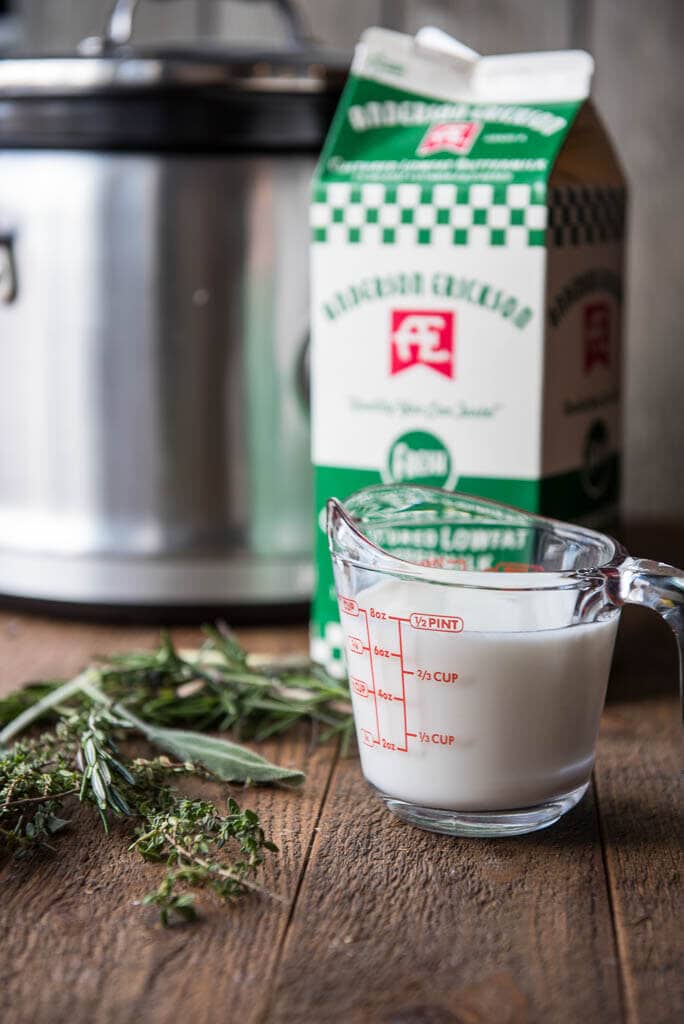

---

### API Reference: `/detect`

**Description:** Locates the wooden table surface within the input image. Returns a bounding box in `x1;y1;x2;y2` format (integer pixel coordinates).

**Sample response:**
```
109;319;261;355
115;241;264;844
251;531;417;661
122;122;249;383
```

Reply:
0;527;681;1024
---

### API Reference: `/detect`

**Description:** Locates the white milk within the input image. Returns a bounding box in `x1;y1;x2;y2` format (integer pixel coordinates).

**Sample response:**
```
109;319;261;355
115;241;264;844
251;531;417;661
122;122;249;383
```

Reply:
339;578;619;810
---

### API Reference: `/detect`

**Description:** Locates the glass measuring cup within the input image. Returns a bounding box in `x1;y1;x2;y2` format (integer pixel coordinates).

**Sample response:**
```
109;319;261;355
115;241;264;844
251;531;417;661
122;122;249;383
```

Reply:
328;485;683;837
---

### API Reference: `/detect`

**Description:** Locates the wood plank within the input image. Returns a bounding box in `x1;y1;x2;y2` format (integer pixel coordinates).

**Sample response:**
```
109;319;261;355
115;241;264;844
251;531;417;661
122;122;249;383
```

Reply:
594;696;682;1024
264;761;623;1023
0;615;328;1024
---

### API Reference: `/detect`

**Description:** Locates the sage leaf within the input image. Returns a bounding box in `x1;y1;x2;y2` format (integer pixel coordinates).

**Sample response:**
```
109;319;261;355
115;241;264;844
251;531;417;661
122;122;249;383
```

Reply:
117;707;304;785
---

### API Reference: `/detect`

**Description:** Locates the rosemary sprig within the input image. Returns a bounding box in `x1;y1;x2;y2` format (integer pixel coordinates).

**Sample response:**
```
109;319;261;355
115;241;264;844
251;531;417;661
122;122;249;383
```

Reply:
0;625;353;751
75;707;135;829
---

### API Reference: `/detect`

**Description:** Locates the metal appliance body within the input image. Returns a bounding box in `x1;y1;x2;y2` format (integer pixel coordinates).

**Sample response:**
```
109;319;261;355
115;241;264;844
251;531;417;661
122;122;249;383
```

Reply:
0;51;343;615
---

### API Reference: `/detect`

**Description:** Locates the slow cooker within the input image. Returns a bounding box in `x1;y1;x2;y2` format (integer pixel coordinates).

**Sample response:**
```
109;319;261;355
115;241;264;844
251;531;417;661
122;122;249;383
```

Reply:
0;1;345;620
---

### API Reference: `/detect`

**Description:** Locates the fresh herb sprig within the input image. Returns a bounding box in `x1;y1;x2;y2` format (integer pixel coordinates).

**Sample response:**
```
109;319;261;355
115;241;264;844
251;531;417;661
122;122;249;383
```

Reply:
1;714;278;924
0;625;352;750
135;797;280;925
0;627;352;925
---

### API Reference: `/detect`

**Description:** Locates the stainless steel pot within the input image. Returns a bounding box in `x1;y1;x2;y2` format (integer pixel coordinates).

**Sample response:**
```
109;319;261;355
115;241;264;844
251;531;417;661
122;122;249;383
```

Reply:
0;20;344;618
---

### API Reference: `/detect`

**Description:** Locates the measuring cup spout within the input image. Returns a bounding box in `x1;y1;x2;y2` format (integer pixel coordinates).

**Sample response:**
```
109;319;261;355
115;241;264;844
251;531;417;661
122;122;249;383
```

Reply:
327;497;360;562
608;556;684;716
327;497;394;572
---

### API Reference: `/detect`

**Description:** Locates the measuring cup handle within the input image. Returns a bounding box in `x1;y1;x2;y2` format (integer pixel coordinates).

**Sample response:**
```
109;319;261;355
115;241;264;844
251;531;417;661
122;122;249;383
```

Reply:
610;557;684;718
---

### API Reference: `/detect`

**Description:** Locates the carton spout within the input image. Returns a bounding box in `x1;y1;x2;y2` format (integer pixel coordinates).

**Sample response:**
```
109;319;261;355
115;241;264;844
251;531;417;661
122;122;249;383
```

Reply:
414;27;481;71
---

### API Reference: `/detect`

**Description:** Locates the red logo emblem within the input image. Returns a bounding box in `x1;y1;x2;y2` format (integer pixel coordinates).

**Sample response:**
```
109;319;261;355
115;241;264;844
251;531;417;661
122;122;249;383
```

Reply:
583;301;611;373
417;122;480;156
390;310;455;379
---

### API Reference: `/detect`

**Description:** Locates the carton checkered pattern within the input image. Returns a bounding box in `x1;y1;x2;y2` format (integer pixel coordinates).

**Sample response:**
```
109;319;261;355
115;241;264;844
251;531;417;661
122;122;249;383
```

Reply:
548;186;626;247
311;182;549;248
310;622;346;678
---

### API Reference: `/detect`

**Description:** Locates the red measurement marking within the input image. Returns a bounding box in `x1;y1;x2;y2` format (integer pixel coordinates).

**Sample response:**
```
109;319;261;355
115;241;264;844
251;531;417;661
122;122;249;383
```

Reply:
486;562;545;573
348;636;366;656
372;644;393;659
377;689;404;702
407;732;418;738
388;615;410;623
395;619;410;753
417;556;467;569
350;677;371;698
361;608;381;745
340;596;359;616
361;729;376;748
409;613;464;633
417;731;457;746
416;669;459;684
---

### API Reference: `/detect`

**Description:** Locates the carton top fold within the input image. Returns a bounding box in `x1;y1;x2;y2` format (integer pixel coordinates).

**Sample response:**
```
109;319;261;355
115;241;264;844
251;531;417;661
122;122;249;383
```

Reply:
355;28;594;104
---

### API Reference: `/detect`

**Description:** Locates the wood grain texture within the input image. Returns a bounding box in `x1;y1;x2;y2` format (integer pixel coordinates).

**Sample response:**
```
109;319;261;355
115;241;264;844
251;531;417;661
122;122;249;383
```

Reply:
264;762;622;1024
595;698;682;1024
0;737;335;1024
0;614;309;694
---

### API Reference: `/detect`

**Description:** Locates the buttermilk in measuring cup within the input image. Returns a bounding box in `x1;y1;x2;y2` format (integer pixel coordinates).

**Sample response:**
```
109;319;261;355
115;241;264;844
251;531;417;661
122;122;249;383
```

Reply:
342;578;618;811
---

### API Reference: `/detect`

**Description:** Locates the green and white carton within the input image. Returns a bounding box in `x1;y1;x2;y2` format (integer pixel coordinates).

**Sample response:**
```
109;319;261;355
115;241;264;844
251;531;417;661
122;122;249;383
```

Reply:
310;28;626;673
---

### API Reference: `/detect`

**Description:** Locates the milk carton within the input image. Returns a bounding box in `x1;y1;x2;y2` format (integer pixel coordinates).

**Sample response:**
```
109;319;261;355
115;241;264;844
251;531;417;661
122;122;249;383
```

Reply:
310;28;626;673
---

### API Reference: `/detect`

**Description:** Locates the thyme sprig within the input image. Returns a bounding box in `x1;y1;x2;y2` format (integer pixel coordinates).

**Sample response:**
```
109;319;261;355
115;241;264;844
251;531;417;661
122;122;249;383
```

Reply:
134;797;280;925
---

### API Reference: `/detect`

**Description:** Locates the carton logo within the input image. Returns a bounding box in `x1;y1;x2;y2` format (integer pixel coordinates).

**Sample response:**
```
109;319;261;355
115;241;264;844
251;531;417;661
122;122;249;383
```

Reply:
583;301;611;373
385;430;455;489
390;309;455;378
417;121;480;156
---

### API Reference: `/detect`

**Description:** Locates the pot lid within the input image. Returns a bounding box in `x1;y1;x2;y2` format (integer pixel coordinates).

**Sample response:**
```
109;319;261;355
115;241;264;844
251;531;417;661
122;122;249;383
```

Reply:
0;47;347;152
0;47;347;97
0;0;348;151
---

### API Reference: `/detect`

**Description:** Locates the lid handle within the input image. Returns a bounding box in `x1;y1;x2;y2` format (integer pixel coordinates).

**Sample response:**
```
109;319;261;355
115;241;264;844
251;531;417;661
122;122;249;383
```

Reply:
105;0;139;48
80;0;313;55
78;0;139;54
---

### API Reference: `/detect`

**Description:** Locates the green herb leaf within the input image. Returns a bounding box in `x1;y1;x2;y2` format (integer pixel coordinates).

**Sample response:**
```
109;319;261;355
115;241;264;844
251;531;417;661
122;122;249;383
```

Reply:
0;623;347;926
117;708;304;785
0;669;98;751
201;624;248;668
